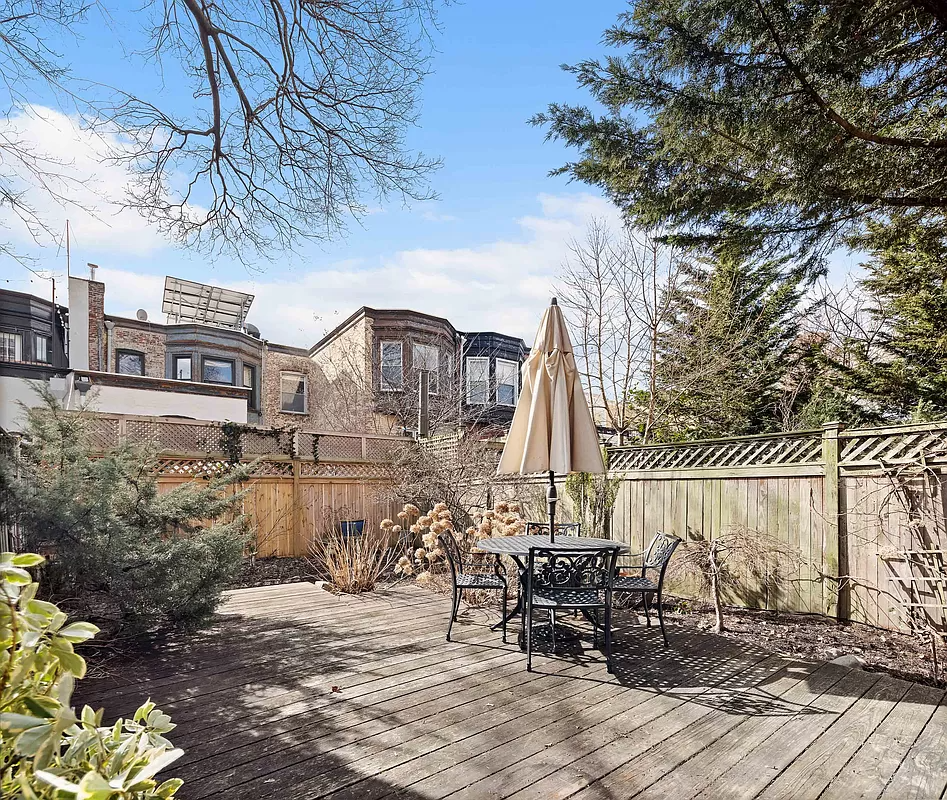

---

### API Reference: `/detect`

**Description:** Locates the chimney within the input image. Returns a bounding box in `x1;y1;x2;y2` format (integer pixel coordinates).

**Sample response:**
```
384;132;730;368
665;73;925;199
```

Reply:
68;276;105;371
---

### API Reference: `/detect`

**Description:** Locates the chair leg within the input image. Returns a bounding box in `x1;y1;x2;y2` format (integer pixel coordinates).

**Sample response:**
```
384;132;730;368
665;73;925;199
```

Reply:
501;587;508;644
605;597;613;673
642;592;652;627
657;590;669;647
526;600;533;672
549;610;556;653
446;585;460;642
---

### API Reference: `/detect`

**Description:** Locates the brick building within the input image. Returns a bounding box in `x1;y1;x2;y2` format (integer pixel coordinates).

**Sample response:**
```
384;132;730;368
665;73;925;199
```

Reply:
1;273;528;436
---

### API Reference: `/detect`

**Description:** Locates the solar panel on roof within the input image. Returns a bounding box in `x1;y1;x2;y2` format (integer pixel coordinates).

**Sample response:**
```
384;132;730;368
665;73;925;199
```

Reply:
162;276;254;330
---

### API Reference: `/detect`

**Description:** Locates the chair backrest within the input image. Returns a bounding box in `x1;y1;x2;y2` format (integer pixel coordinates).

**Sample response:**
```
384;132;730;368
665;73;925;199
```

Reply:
437;532;464;581
643;532;682;582
527;546;621;591
525;521;581;538
340;520;365;537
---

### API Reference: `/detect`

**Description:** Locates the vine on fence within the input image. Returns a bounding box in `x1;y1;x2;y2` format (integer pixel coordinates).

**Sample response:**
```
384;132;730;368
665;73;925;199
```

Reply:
219;422;298;463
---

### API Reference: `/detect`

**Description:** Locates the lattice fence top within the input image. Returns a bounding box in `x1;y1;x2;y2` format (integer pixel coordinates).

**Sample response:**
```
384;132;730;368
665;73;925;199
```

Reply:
840;424;947;467
608;431;824;472
72;412;405;464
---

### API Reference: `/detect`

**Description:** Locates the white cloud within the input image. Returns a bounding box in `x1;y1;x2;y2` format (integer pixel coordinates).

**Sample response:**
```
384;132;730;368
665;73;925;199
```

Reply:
0;106;173;257
420;210;458;223
97;191;622;346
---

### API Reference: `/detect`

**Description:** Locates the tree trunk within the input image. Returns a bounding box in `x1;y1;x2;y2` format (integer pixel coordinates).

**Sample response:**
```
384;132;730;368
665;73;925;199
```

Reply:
709;545;725;633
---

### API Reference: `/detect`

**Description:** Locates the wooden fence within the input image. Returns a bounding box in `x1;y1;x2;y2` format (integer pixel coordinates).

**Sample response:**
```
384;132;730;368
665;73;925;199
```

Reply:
606;421;947;634
83;413;408;558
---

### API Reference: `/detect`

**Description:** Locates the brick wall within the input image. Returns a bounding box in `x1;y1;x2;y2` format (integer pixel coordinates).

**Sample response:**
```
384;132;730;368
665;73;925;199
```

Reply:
87;281;105;370
109;323;167;379
261;347;331;428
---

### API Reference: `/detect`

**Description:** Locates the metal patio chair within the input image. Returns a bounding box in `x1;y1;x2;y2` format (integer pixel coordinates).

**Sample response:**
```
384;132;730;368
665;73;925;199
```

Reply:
437;532;508;643
613;532;681;646
524;544;621;672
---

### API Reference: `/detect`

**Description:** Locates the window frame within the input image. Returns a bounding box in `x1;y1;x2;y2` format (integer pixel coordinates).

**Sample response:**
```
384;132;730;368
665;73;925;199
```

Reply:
115;349;145;376
172;354;192;381
201;356;235;385
243;363;259;411
34;334;50;364
495;357;519;407
412;342;440;395
466;356;489;405
0;331;22;363
280;371;308;414
379;340;403;392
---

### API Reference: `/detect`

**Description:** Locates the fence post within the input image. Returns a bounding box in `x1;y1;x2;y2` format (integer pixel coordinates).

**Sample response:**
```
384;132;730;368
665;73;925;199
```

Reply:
292;458;302;557
822;421;844;619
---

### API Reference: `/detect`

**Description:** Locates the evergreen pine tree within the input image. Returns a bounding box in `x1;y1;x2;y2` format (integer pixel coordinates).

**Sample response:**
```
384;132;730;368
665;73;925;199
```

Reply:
842;216;947;421
0;390;251;632
650;246;805;439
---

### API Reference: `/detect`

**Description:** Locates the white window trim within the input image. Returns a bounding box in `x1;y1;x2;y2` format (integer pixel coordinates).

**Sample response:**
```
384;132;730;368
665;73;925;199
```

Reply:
380;340;403;392
1;332;23;362
466;356;489;405
280;371;308;414
34;333;49;363
412;342;439;395
496;358;519;406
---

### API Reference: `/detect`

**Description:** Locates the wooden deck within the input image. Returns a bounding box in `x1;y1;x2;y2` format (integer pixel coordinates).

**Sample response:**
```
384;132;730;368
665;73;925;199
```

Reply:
76;583;947;800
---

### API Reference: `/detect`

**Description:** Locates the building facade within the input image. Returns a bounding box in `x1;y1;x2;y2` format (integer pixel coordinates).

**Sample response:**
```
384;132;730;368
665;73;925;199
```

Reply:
0;288;69;431
0;275;528;437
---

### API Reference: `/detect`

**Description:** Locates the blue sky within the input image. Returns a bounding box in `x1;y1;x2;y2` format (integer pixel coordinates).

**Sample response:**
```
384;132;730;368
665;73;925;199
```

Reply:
0;0;861;345
0;1;626;345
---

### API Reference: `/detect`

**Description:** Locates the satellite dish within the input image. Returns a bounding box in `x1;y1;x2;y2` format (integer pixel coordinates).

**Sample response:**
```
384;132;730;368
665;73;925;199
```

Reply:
136;309;148;322
245;323;261;338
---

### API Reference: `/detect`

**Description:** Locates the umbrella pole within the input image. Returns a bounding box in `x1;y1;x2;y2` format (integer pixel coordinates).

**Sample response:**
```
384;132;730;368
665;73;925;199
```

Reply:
547;470;557;543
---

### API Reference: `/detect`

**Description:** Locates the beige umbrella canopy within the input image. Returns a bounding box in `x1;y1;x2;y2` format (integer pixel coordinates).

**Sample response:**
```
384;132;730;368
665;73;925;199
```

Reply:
497;298;604;541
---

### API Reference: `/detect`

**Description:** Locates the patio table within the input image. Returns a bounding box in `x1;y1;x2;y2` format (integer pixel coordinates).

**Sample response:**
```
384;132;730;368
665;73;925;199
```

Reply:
477;535;628;643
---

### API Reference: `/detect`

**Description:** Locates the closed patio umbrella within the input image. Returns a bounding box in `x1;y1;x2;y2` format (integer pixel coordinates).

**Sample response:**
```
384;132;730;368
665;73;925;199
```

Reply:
497;298;604;541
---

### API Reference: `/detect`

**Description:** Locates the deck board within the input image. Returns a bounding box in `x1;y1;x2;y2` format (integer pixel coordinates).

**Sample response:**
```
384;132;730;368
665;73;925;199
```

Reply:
75;582;947;800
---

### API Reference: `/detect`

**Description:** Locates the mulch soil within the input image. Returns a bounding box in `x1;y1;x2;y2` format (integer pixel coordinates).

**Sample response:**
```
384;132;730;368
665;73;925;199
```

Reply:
662;596;944;688
228;556;315;588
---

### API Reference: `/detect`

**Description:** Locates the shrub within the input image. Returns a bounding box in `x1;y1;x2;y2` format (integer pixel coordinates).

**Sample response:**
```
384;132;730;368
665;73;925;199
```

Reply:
309;509;397;594
1;390;250;633
0;552;183;798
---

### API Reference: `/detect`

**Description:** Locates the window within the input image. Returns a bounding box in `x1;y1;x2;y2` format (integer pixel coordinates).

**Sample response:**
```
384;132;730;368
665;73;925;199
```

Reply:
380;341;403;391
496;358;519;406
412;343;439;394
243;364;258;410
0;332;22;362
173;355;192;380
202;357;234;384
116;350;144;375
466;357;489;404
281;372;307;413
34;334;49;363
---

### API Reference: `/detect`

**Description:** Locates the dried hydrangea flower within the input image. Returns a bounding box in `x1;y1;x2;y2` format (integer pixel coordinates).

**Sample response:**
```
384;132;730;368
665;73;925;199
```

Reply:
397;510;409;520
418;515;433;527
380;519;395;530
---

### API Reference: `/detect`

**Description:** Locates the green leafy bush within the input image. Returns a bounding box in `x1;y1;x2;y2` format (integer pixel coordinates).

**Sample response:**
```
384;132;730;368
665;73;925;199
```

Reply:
0;552;183;798
2;390;250;633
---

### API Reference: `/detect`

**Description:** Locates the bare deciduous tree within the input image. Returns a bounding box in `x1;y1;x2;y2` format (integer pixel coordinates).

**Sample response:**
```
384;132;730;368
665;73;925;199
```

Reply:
558;219;684;442
0;0;441;259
